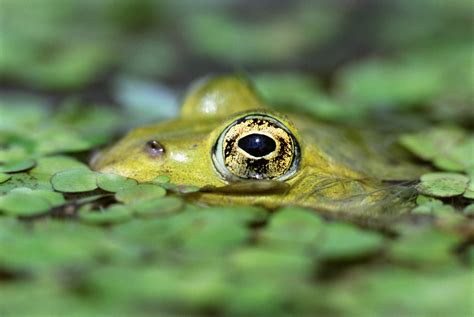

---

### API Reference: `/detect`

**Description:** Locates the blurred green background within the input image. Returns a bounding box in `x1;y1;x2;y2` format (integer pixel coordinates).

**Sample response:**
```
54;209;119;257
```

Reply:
1;0;472;123
0;1;473;317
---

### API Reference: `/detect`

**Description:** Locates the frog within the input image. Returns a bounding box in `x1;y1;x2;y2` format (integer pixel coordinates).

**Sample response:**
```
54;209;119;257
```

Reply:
91;75;422;221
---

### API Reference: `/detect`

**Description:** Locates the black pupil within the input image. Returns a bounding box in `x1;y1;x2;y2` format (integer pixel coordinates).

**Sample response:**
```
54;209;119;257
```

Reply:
238;133;276;157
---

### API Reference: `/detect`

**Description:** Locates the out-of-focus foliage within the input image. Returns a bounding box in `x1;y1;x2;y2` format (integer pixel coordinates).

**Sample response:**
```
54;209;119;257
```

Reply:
0;0;473;316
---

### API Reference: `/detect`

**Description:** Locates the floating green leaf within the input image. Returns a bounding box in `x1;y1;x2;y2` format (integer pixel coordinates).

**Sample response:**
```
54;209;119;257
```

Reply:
75;194;111;205
0;159;36;173
0;218;107;271
417;172;469;197
113;76;179;125
0;172;11;183
317;223;384;258
399;127;473;172
181;216;249;254
115;184;166;204
96;173;138;192
336;58;444;108
0;192;50;216
152;175;170;184
412;195;454;214
463;179;474;199
463;204;474;216
390;227;459;265
35;129;92;154
254;73;351;121
79;204;133;225
261;207;323;251
0;172;53;194
399;127;463;161
231;247;313;277
30;156;88;176
51;168;98;193
10;187;65;208
131;196;184;218
35;191;65;207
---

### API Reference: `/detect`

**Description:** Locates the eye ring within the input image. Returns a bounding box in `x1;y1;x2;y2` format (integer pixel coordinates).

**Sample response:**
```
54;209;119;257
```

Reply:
212;113;300;182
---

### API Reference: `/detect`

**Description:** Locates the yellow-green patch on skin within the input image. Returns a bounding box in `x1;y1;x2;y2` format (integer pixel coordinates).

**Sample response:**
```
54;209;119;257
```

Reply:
92;75;422;218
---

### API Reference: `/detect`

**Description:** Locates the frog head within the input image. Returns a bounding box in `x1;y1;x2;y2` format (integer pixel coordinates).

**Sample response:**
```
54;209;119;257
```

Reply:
92;76;301;186
92;75;416;217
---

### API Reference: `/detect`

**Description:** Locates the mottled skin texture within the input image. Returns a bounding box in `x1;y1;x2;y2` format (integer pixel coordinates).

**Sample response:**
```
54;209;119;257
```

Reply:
92;76;421;219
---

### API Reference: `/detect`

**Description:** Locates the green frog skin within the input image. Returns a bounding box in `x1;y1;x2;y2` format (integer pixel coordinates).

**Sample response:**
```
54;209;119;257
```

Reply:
92;76;421;220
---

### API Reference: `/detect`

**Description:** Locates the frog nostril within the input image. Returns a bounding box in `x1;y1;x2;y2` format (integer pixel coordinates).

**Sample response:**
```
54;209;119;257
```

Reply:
145;140;165;157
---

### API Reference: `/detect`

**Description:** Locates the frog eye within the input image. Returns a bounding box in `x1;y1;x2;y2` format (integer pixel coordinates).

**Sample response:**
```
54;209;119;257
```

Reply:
212;114;300;181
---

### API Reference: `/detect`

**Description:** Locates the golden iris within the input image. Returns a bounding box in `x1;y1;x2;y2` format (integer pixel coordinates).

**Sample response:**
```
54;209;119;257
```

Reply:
213;113;300;181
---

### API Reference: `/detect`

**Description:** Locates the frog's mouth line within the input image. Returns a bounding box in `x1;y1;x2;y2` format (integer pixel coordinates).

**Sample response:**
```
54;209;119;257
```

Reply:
199;180;290;196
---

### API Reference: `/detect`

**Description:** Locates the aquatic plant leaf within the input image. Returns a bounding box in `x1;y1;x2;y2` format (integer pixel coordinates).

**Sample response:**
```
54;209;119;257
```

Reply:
51;168;98;193
30;156;88;176
390;227;459;265
463;178;474;199
0;173;11;183
152;175;171;184
0;192;50;216
115;184;166;204
317;223;385;258
79;204;133;225
0;159;36;173
417;173;469;197
412;195;454;215
10;187;65;208
131;196;184;218
96;173;138;192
